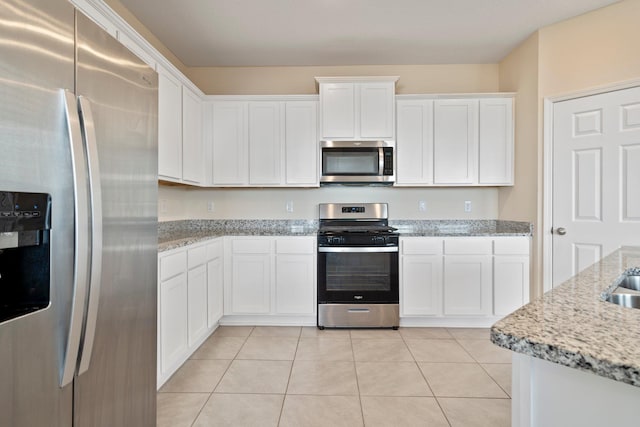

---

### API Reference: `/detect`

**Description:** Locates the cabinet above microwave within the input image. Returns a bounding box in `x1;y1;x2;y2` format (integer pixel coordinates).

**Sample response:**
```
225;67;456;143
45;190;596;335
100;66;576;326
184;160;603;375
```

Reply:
316;77;398;141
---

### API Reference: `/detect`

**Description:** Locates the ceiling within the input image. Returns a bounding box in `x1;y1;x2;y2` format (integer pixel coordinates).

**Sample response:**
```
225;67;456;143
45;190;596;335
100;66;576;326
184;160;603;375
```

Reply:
119;0;620;67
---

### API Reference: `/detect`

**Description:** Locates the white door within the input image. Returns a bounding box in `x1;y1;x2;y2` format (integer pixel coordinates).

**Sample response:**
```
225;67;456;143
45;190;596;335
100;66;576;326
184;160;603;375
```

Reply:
552;86;640;286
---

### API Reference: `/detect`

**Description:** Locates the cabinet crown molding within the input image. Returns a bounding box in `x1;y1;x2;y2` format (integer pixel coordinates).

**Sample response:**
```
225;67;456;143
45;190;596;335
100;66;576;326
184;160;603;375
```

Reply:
315;76;399;84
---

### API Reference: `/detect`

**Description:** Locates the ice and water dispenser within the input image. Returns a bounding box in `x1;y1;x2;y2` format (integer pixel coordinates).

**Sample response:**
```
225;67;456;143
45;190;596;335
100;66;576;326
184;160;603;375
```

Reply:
0;191;52;323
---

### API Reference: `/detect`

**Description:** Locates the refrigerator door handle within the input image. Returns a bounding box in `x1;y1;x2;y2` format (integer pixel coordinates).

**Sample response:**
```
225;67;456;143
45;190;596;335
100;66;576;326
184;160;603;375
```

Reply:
77;96;103;375
60;90;91;388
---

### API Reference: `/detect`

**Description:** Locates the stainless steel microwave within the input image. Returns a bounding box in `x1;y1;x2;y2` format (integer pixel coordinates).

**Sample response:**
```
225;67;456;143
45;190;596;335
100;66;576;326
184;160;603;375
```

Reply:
320;140;395;185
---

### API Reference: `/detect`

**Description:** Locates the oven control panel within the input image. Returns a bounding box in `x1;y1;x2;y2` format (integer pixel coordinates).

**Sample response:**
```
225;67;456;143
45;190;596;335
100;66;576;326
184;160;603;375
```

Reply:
318;234;399;247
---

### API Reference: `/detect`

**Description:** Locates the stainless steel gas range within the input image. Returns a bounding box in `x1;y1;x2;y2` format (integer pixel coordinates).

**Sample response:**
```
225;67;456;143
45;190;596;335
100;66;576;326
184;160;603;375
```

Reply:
317;203;399;329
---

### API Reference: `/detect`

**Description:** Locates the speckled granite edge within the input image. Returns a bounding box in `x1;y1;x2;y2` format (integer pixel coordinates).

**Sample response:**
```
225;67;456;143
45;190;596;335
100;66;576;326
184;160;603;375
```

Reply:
391;219;532;236
159;219;533;252
491;247;640;388
158;220;319;252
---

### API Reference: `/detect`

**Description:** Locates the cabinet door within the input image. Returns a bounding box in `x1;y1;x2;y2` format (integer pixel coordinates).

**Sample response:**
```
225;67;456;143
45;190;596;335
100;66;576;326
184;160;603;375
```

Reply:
479;98;514;185
207;256;224;327
433;99;478;184
401;254;442;316
320;83;355;139
396;100;434;185
443;255;492;315
494;256;529;316
230;253;271;314
182;86;204;184
276;254;315;315
359;82;395;139
159;273;188;375
158;68;182;180
249;102;282;185
212;102;247;185
285;101;318;185
187;264;208;346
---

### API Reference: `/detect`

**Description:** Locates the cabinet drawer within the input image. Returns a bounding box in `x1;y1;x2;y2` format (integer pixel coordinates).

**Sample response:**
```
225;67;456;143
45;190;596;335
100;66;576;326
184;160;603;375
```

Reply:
401;238;442;255
206;239;223;260
232;239;271;254
160;250;187;281
493;237;530;255
276;238;314;254
188;245;207;269
444;238;492;255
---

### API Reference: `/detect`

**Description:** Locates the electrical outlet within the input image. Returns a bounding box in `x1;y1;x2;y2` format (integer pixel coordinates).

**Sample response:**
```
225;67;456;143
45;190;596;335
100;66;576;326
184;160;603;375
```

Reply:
207;201;215;212
159;199;168;214
418;200;427;212
464;200;472;213
286;200;294;213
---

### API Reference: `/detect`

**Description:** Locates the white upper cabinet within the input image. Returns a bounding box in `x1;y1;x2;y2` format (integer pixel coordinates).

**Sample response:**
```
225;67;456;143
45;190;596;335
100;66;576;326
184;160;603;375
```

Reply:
157;64;205;186
208;97;318;187
396;100;434;185
395;95;514;187
317;77;398;141
211;101;248;185
182;86;204;184
248;102;282;185
319;83;355;139
478;98;514;185
359;82;396;139
433;99;478;185
285;101;318;186
158;67;182;181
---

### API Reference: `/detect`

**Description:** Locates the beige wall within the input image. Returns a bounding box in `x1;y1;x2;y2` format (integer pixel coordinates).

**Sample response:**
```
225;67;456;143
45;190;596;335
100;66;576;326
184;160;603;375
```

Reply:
498;33;541;297
539;0;640;98
187;64;499;95
159;185;498;222
496;0;640;296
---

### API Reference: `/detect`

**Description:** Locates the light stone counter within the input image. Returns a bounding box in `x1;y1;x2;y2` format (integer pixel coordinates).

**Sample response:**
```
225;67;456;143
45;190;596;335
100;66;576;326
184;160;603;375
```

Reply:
158;219;533;252
491;246;640;388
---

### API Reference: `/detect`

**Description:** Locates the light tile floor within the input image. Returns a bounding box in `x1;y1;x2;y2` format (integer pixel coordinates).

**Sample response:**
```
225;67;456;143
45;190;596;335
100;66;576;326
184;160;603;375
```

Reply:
157;326;512;427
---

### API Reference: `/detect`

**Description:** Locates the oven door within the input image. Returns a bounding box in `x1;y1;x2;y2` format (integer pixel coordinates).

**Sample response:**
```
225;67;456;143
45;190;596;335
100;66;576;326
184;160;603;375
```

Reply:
317;246;399;304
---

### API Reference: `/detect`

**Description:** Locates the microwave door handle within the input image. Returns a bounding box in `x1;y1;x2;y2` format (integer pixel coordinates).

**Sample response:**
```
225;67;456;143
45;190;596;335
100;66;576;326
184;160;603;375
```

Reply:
379;147;384;175
77;96;103;375
60;90;90;387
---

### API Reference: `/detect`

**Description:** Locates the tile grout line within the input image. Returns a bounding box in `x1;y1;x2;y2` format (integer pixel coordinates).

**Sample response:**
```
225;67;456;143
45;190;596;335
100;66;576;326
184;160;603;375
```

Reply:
401;331;453;427
187;325;254;427
349;330;366;427
276;327;302;426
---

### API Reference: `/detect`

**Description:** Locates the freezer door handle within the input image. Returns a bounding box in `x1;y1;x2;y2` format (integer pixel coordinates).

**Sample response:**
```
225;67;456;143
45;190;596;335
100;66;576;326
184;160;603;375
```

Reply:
60;90;90;388
77;96;103;375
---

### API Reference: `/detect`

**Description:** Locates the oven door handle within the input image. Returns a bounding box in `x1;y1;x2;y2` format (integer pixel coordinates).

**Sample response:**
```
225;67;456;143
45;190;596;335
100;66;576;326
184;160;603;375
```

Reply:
318;246;398;253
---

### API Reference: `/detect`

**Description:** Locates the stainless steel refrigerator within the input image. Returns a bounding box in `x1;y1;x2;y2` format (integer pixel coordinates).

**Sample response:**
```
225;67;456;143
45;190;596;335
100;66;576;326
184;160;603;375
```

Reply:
0;0;158;425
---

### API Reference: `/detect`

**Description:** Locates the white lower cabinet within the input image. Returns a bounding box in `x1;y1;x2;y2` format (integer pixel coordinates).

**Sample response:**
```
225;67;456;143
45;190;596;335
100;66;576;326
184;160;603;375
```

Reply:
206;240;224;327
276;238;316;315
158;250;188;386
493;237;530;316
224;236;316;322
159;269;188;382
443;255;492;315
158;237;224;387
400;238;442;316
399;236;530;326
187;264;208;346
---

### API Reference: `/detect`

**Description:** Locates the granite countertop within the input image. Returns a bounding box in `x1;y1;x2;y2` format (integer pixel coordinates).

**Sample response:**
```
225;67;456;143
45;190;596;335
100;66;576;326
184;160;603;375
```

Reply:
491;246;640;387
158;219;533;252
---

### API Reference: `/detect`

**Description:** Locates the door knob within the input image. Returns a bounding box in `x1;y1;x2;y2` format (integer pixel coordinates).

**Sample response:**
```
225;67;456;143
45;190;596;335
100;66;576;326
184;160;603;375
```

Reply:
555;227;567;235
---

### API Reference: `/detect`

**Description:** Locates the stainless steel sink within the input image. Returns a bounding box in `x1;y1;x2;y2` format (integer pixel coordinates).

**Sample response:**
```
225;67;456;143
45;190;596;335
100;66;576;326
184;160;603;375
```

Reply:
605;293;640;309
617;275;640;291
